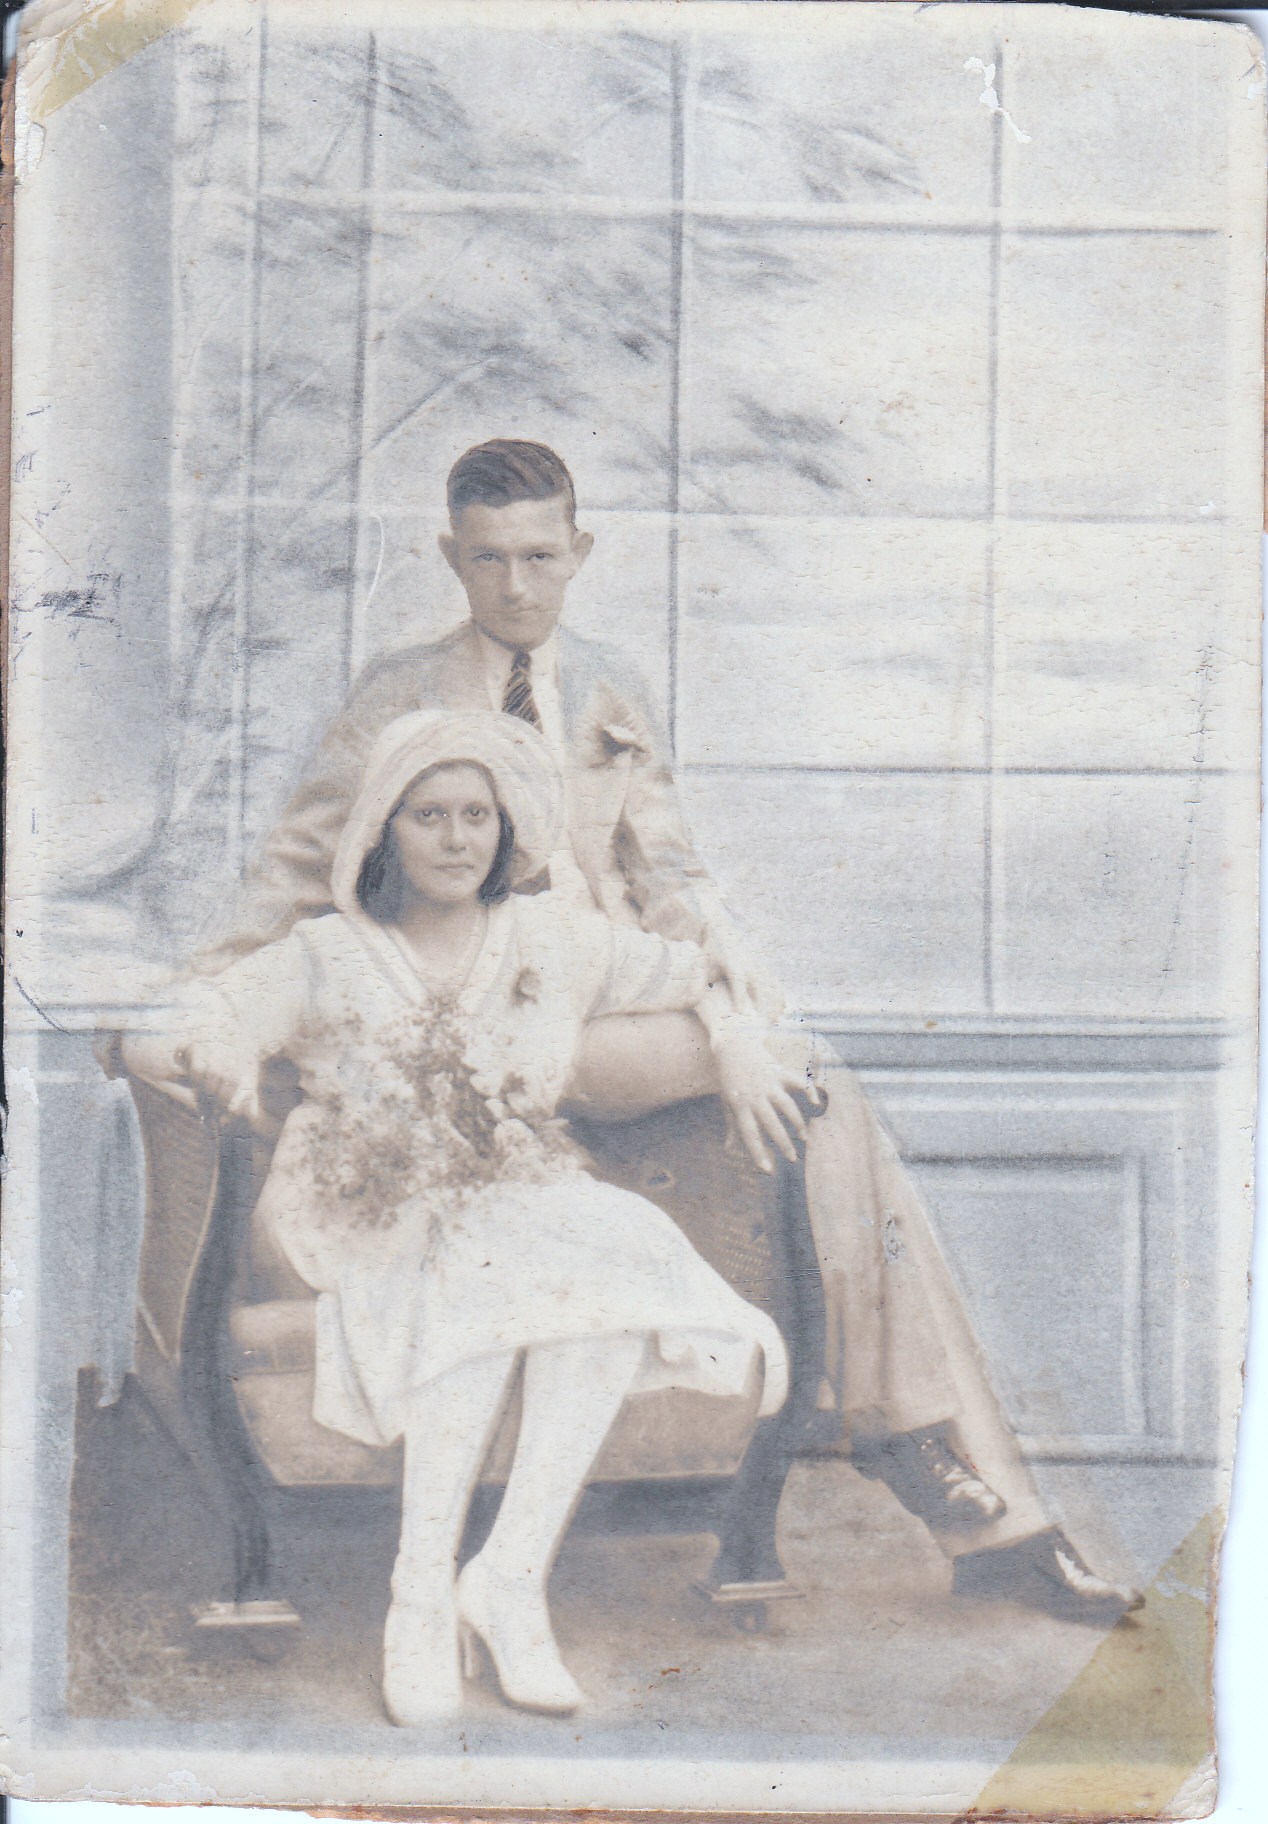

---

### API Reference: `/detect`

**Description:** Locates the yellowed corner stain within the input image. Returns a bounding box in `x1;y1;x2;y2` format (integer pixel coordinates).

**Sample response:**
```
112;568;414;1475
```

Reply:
19;0;209;124
966;1511;1219;1820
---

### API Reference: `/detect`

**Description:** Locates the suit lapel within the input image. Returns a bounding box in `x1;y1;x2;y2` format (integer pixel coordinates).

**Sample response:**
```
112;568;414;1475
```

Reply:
557;628;592;751
430;620;492;712
555;629;629;897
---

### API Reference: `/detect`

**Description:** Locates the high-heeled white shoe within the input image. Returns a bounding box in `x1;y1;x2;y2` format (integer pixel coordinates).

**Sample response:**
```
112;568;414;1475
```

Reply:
456;1557;584;1714
381;1597;465;1727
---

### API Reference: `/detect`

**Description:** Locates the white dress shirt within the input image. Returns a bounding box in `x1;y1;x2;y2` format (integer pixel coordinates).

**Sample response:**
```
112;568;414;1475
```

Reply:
476;628;566;760
475;627;597;913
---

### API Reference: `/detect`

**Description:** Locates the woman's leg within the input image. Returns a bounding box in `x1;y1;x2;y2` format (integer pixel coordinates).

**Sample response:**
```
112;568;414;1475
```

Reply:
457;1333;645;1710
483;1332;645;1578
384;1350;517;1726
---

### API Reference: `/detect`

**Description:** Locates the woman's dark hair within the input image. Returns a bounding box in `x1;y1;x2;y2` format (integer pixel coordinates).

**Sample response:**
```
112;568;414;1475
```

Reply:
480;808;517;904
356;805;517;922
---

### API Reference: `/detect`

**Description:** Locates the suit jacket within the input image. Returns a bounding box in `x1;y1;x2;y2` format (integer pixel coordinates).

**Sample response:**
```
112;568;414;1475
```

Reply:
194;620;738;975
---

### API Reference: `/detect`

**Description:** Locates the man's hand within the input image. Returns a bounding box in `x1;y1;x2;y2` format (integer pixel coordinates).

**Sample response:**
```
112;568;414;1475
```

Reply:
712;1027;821;1175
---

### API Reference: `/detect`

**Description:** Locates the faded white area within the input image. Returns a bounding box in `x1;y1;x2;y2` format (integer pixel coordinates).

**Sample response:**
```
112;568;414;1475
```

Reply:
964;56;1031;143
12;70;46;183
0;1248;24;1356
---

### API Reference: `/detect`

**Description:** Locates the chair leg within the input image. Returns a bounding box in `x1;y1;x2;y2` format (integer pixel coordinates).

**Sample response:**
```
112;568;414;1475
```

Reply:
705;1413;796;1587
180;1129;300;1645
701;1143;827;1612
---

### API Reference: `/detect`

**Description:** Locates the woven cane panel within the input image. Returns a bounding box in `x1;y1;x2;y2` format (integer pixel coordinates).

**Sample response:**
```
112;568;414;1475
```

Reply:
132;1081;221;1363
577;1099;784;1319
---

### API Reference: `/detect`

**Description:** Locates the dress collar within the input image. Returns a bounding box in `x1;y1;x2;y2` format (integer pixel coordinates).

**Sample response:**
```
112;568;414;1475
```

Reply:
344;902;517;1014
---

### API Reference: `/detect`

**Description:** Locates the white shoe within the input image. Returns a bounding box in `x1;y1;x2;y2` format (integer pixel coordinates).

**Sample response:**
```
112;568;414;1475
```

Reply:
456;1558;584;1714
381;1597;464;1727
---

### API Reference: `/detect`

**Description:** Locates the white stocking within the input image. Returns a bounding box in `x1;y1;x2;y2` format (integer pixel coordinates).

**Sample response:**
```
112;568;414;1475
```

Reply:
476;1333;646;1589
394;1350;518;1608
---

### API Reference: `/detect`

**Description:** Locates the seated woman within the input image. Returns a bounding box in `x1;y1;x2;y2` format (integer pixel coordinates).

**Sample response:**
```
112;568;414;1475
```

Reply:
171;709;806;1728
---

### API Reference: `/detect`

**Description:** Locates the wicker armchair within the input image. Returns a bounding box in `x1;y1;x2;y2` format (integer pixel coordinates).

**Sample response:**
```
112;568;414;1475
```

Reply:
120;1066;825;1646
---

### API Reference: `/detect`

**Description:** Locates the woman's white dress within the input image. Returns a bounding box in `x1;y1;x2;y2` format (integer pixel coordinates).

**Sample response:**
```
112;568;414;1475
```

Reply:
180;897;788;1447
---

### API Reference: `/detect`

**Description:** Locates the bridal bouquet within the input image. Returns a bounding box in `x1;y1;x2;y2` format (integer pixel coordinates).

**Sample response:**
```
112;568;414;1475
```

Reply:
301;997;582;1231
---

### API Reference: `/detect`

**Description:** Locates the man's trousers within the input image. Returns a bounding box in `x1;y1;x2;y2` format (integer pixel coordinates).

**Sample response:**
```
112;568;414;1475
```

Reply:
567;1012;1049;1556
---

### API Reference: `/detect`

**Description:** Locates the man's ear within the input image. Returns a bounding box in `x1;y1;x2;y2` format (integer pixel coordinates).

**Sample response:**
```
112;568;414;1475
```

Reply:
438;530;461;577
569;527;595;571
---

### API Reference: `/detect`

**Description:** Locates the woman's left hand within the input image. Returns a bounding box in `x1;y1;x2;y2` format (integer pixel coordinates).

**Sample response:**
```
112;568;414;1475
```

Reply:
712;1029;821;1175
703;927;784;1022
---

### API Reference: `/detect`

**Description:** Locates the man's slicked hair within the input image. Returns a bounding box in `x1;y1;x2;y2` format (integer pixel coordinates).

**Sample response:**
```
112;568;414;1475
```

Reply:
447;439;577;525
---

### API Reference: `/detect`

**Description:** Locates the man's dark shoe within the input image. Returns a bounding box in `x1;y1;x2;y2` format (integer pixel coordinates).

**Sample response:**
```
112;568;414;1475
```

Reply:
952;1526;1144;1626
853;1424;1007;1532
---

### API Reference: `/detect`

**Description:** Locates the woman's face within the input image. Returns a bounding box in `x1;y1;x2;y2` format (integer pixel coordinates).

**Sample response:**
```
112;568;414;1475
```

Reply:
389;763;503;908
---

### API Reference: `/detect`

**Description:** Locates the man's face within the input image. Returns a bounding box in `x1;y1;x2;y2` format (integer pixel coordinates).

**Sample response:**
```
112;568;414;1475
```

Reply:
439;495;593;651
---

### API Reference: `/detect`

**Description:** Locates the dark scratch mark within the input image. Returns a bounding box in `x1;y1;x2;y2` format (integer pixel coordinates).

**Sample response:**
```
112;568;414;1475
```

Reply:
11;977;73;1035
36;572;121;638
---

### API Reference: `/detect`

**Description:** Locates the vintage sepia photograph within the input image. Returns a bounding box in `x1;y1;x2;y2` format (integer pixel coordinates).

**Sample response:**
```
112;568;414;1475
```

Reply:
1;0;1265;1815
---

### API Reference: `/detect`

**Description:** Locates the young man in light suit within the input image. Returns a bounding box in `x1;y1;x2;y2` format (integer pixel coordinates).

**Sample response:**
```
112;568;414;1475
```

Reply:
130;440;1140;1626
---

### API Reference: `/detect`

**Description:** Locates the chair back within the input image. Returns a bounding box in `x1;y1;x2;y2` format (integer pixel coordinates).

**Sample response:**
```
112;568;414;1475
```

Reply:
132;1078;222;1367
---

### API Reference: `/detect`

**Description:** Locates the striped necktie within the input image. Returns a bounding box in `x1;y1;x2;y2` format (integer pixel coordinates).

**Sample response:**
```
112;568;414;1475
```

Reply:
502;648;543;731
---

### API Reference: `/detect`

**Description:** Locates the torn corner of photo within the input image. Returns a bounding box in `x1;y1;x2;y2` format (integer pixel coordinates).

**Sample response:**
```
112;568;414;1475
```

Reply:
13;0;209;134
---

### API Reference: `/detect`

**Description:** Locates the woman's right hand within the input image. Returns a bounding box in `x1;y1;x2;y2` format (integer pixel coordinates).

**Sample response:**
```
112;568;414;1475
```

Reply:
179;1037;262;1125
118;1030;191;1091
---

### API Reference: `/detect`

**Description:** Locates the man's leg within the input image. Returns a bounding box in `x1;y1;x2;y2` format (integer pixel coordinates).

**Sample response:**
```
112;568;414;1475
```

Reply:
780;1040;1047;1551
785;1043;1143;1619
568;1020;1016;1473
569;1014;1033;1541
567;1014;1141;1622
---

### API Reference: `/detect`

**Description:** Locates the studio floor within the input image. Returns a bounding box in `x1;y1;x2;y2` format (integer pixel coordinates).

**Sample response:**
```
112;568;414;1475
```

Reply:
65;1379;1214;1798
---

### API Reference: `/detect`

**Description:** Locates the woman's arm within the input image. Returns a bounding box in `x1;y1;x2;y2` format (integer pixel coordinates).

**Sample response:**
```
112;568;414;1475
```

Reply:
170;926;316;1123
690;984;818;1173
582;918;819;1174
